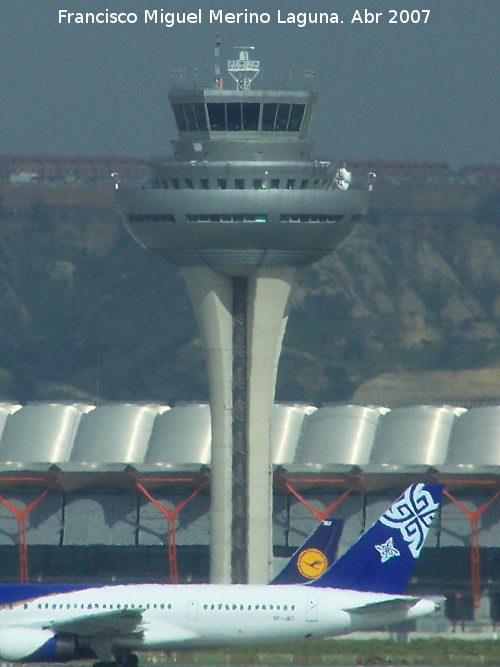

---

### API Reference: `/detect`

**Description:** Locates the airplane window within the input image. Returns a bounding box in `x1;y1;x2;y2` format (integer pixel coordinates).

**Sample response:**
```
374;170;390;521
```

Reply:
240;604;244;610
87;604;92;609
291;605;296;611
283;605;288;611
38;603;42;609
117;604;121;609
225;604;230;611
168;604;172;609
52;604;58;610
66;603;71;609
24;603;28;609
255;605;259;610
232;604;237;610
160;604;165;610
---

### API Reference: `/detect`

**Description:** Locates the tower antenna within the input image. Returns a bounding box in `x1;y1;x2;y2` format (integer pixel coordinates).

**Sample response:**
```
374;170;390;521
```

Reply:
227;47;260;90
214;34;223;89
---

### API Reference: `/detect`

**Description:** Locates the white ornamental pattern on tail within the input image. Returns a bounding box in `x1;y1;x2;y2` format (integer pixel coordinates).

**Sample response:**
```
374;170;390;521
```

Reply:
379;484;439;558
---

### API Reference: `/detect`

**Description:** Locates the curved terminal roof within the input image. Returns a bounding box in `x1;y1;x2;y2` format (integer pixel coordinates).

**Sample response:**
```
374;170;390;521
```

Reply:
1;401;499;473
295;405;385;465
369;405;466;466
446;406;500;466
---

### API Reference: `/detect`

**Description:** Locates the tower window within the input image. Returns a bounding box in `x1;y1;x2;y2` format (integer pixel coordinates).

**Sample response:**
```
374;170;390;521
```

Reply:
242;103;260;130
185;179;194;189
270;179;280;189
207;103;226;131
184;104;197;131
171;103;188;132
262;103;278;131
193;103;209;132
226;103;243;131
172;179;180;189
275;104;291;131
286;179;295;189
217;179;227;190
235;179;245;190
288;104;306;131
200;178;210;190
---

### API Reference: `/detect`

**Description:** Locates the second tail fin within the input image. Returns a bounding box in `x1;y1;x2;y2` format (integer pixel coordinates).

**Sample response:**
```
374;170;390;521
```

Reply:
270;519;343;585
309;483;444;594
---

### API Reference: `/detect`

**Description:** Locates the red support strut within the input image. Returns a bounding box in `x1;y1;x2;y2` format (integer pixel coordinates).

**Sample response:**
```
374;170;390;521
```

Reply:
129;472;209;583
0;476;60;583
276;469;362;522
444;489;500;610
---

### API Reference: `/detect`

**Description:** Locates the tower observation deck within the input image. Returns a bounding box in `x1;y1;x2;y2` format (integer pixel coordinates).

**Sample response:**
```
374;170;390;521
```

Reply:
116;48;371;584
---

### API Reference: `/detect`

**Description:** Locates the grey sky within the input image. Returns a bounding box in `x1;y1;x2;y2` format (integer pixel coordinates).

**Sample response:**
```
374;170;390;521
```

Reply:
0;0;498;167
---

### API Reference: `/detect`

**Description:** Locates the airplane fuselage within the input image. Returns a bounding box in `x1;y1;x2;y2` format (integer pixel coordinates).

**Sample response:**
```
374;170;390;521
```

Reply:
0;583;436;661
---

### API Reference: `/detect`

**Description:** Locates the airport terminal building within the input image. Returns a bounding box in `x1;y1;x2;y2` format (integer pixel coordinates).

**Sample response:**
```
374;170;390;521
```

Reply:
1;400;500;628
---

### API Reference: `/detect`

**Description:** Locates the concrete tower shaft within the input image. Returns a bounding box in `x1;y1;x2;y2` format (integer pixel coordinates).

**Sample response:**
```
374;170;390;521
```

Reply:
116;53;370;583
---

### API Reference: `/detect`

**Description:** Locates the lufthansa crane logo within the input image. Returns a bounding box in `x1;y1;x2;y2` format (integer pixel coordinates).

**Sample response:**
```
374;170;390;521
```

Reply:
297;548;328;579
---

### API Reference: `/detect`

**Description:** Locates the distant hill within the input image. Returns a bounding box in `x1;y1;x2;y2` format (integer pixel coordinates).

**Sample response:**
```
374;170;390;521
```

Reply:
0;181;499;406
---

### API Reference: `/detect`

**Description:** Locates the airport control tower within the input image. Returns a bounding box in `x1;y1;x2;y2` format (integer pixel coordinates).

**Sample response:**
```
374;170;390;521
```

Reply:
116;46;371;584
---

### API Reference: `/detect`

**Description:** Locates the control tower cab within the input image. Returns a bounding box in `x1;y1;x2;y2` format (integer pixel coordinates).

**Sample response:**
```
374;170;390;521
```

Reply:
117;48;371;586
117;49;370;275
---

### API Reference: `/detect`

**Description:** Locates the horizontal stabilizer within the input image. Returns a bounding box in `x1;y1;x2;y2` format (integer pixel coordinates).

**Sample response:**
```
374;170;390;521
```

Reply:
343;596;421;615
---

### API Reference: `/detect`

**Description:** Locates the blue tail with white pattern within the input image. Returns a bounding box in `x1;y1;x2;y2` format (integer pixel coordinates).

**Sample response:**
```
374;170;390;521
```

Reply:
309;483;444;594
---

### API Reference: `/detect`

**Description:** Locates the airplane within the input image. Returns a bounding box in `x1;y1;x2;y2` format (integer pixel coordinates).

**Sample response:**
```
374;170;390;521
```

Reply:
0;483;444;667
270;518;343;584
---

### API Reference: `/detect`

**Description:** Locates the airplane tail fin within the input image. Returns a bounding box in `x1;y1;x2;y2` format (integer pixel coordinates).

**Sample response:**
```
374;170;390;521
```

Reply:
270;518;343;585
309;483;444;595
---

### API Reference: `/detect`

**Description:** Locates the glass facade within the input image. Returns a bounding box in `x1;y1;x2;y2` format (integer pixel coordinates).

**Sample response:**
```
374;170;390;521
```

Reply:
174;101;310;133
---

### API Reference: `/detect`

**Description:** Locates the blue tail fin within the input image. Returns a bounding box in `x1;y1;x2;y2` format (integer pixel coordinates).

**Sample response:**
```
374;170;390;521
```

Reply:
309;483;444;594
270;519;343;585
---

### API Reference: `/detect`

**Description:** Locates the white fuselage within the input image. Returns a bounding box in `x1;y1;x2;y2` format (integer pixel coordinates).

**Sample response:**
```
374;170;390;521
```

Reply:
0;583;436;656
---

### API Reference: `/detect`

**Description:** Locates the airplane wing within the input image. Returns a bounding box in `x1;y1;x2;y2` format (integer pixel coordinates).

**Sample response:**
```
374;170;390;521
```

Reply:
50;607;143;637
342;596;422;616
